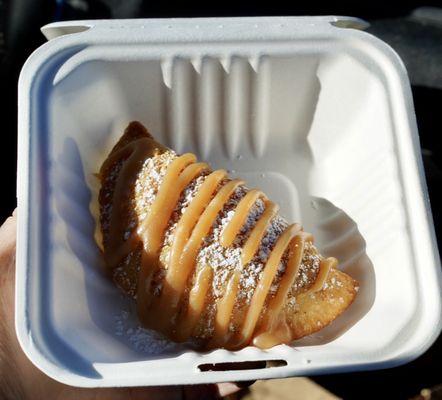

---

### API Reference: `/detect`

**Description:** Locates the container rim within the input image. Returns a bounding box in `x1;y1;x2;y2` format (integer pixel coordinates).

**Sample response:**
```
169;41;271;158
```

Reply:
15;16;442;387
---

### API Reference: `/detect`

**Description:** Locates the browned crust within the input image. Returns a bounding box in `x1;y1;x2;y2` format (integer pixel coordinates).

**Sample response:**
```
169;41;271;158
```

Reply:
287;269;358;339
98;122;150;292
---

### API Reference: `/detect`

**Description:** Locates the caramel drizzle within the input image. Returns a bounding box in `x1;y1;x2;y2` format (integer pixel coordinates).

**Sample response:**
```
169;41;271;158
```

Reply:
242;200;279;265
174;266;213;342
307;257;337;293
146;179;244;331
252;235;306;348
138;155;202;254
220;189;264;247
230;223;302;348
209;271;241;347
136;155;209;315
168;170;227;270
103;137;157;269
107;139;333;349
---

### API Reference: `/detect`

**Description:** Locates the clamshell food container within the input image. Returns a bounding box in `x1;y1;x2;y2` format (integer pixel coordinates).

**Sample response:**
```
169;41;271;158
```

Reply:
16;16;442;387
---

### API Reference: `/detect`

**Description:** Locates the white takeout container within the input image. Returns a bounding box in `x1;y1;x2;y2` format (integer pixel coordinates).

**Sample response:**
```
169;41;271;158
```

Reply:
16;17;442;387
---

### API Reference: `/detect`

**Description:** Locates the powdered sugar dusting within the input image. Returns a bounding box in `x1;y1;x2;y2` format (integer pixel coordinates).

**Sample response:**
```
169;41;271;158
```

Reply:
237;198;266;240
162;172;210;252
238;214;288;301
197;185;247;298
114;303;179;355
297;242;321;290
134;150;177;223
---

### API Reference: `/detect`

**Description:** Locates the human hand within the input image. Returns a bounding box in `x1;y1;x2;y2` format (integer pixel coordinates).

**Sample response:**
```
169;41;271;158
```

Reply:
0;210;248;399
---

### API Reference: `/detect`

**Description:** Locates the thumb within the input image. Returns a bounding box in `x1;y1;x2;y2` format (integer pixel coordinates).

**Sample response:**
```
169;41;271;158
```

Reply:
0;208;17;270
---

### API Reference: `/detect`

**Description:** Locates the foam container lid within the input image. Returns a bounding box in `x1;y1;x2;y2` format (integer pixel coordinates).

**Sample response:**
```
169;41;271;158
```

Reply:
16;16;442;387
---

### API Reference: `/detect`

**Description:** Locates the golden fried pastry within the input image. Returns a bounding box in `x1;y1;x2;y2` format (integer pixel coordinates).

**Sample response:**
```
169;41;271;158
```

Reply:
99;121;358;350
